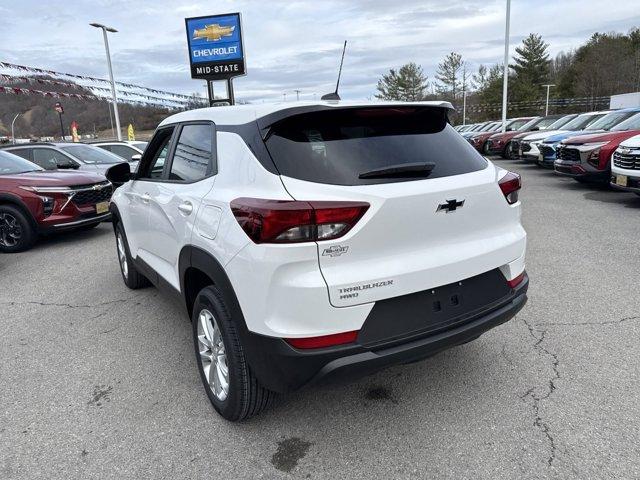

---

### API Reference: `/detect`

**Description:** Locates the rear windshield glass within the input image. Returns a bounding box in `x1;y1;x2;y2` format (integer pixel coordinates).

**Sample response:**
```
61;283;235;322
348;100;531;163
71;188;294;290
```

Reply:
264;107;487;186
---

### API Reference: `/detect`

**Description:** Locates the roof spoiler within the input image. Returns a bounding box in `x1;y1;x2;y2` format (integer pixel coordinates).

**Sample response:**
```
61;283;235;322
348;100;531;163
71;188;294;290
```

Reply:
257;102;455;140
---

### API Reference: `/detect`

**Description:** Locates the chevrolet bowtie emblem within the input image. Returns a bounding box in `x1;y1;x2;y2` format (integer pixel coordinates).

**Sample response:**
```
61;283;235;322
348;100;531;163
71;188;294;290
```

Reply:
193;24;235;42
437;199;465;213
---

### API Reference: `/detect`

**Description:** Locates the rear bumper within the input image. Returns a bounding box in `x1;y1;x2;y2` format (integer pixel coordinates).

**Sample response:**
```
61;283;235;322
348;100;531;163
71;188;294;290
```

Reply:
243;274;528;393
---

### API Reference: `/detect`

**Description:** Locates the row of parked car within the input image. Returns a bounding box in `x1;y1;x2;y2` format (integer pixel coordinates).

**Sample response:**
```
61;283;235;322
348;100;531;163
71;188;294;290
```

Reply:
455;107;640;194
0;140;147;252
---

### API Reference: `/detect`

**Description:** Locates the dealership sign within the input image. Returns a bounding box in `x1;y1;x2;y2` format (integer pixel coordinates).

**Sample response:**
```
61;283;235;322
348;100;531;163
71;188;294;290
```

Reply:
185;13;246;80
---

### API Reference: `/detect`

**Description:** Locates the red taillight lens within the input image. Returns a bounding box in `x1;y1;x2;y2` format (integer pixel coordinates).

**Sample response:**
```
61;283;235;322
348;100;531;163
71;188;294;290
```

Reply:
498;171;521;204
507;271;526;288
285;330;359;349
230;198;369;244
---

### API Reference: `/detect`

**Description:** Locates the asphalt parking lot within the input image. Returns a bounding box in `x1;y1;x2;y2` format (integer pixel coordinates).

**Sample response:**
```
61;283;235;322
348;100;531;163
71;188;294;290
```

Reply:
1;159;640;479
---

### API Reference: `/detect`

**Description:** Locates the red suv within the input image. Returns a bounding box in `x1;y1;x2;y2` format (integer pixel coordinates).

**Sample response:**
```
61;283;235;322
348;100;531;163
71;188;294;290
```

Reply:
0;150;113;252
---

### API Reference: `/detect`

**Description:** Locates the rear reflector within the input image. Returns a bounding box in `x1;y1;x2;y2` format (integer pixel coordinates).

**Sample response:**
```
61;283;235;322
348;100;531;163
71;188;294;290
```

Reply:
507;271;526;288
230;198;369;244
498;171;521;204
285;330;359;349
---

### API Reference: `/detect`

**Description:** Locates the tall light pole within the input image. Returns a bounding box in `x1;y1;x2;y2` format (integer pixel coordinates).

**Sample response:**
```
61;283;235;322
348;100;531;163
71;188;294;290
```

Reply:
90;22;122;141
294;89;301;101
501;0;511;133
462;89;467;126
11;113;20;144
543;84;556;116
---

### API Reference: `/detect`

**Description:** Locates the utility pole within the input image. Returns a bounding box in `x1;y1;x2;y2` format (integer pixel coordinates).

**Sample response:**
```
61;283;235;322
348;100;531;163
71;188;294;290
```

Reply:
501;0;511;133
543;84;556;116
11;113;20;144
90;23;122;140
294;89;301;101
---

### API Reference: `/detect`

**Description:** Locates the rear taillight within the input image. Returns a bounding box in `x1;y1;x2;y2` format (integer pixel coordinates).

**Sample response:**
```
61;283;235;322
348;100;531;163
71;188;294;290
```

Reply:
230;198;369;244
285;330;359;349
498;171;521;204
507;271;526;289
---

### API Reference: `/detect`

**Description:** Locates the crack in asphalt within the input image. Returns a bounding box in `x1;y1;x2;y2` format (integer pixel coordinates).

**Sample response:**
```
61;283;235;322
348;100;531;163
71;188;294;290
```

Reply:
0;296;139;310
521;315;560;468
539;315;640;327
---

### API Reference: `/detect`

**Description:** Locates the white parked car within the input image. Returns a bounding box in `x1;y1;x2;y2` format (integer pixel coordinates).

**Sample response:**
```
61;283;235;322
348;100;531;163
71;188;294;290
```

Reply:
91;140;147;158
106;101;528;420
611;134;640;194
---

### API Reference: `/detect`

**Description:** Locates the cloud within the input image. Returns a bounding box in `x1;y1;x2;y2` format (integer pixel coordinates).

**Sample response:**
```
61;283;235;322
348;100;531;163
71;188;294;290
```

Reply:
1;0;639;102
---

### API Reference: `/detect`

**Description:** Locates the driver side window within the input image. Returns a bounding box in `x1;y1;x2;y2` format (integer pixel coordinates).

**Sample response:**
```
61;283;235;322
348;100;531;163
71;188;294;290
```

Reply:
136;127;174;180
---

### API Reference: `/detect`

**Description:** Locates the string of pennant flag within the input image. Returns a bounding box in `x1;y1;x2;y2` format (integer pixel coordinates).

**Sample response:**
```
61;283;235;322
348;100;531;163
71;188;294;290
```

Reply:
0;61;201;101
0;84;204;109
0;73;205;107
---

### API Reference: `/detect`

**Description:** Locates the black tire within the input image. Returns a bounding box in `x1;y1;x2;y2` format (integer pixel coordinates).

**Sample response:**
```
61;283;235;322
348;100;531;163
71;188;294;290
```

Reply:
0;204;36;253
502;141;514;159
114;221;150;289
192;285;277;421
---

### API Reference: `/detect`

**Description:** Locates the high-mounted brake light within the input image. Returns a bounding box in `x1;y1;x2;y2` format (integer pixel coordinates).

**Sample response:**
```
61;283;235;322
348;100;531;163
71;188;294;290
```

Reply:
285;330;359;349
498;171;521;204
230;198;369;244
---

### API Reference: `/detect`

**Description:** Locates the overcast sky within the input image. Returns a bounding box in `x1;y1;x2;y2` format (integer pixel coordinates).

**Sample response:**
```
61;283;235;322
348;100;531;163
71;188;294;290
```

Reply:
1;0;639;102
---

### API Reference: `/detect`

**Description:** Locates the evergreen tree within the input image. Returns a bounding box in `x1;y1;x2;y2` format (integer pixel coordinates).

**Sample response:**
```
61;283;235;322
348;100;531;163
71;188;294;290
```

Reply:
510;33;551;112
435;52;464;100
375;63;429;101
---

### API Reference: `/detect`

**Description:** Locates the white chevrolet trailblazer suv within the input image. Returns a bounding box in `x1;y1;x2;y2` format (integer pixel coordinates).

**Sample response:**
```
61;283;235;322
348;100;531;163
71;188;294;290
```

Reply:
106;101;529;421
610;133;640;194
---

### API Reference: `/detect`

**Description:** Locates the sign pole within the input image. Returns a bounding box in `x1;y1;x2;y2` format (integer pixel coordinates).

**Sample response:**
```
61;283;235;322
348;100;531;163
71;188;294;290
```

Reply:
58;111;65;140
206;80;214;107
227;78;235;105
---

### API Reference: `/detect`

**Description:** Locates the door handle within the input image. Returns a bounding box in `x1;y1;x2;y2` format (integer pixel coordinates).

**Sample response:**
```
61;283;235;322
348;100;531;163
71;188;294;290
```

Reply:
140;193;151;204
178;201;193;215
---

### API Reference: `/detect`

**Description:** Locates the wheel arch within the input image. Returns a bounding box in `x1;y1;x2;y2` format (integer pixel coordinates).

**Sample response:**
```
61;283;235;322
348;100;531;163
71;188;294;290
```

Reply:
108;202;122;233
179;245;248;331
0;193;38;230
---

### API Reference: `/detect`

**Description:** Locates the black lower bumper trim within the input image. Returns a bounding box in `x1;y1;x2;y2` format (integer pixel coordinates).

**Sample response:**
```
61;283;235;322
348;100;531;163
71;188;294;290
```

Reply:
242;276;528;393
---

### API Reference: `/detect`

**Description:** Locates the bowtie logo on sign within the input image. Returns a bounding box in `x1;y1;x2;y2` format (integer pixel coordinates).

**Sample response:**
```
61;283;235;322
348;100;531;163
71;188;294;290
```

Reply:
193;24;235;42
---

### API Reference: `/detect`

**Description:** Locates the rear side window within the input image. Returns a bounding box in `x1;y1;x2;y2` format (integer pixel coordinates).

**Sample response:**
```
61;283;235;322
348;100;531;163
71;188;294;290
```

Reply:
7;148;32;161
264;107;487;185
168;124;215;182
33;148;75;170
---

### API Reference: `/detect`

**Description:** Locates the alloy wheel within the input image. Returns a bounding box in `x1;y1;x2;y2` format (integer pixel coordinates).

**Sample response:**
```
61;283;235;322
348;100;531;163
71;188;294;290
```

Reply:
197;308;229;401
116;232;128;279
0;213;22;248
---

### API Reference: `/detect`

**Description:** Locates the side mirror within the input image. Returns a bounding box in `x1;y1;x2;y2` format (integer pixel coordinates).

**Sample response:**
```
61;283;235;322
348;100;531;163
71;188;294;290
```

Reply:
106;162;132;185
131;154;141;162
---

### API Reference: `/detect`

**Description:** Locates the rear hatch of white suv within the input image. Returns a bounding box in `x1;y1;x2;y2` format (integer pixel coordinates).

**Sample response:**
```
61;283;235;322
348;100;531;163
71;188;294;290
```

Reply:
262;105;526;294
261;105;526;341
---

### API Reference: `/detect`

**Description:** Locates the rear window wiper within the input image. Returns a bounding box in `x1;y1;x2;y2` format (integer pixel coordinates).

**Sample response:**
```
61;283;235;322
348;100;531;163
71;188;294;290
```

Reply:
358;162;436;179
